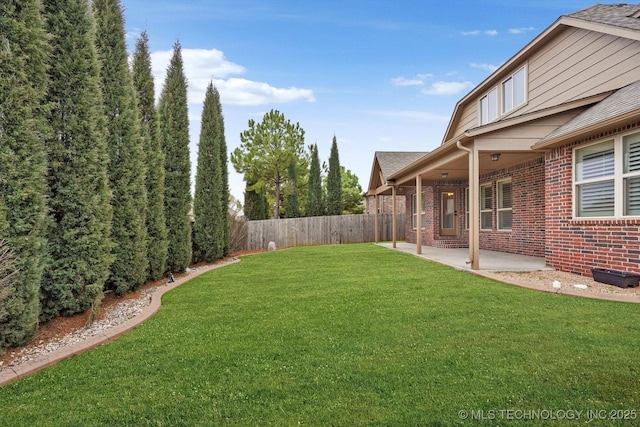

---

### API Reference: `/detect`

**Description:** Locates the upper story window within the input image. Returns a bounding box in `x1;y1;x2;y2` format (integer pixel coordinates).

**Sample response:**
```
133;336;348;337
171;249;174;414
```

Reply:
479;65;527;126
573;131;640;218
480;88;497;125
502;66;526;114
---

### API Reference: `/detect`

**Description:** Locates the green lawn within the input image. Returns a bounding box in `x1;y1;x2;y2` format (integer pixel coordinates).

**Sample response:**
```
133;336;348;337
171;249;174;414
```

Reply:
1;244;639;426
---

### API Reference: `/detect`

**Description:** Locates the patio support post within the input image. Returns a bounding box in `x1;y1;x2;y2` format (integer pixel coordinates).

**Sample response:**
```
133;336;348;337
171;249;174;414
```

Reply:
392;185;397;248
416;174;422;255
457;141;479;270
374;194;379;243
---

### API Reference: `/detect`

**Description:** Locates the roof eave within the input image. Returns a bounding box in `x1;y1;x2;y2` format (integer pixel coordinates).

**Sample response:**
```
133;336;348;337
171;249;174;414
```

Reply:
532;108;640;150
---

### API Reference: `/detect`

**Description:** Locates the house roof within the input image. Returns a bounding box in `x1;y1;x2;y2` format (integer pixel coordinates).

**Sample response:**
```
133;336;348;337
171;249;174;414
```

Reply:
534;79;640;148
367;151;427;195
566;3;640;31
375;151;427;179
441;3;640;145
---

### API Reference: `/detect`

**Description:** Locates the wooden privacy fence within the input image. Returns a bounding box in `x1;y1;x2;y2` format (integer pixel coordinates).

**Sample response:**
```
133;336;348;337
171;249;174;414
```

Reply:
242;213;406;251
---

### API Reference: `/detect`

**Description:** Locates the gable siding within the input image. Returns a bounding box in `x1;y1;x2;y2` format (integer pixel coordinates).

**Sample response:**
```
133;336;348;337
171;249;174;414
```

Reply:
445;26;640;139
526;28;640;114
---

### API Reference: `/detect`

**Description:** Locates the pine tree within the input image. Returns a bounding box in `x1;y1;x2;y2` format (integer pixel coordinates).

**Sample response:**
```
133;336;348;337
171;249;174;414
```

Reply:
132;31;168;281
194;83;225;263
306;144;324;217
284;162;301;218
0;0;49;347
159;42;192;273
40;0;113;322
93;0;148;295
326;136;343;216
244;181;270;221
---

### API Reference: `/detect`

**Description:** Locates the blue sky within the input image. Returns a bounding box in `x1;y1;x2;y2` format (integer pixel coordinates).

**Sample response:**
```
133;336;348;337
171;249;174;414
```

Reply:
121;0;615;201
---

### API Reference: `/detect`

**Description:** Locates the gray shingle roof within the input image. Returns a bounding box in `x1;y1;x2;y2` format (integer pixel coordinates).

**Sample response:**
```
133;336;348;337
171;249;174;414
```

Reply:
566;3;640;31
537;80;640;145
375;152;427;179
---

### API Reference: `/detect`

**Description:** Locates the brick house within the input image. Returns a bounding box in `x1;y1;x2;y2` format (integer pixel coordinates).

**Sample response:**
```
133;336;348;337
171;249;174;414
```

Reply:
368;4;640;275
366;151;426;215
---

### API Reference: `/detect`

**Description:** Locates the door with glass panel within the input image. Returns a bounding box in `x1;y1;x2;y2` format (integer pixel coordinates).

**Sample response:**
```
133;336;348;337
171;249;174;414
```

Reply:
440;191;457;236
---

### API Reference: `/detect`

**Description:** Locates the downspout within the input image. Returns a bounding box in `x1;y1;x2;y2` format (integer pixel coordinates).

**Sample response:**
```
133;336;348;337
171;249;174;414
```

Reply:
456;141;475;267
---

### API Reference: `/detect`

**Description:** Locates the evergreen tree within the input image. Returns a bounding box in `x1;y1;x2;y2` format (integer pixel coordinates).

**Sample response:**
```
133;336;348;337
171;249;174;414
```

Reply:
93;0;148;295
306;144;324;217
326;136;343;216
159;42;192;272
284;162;301;218
0;0;49;348
40;0;113;321
231;109;306;219
132;31;168;281
217;88;231;257
341;167;365;214
244;181;270;220
193;83;227;262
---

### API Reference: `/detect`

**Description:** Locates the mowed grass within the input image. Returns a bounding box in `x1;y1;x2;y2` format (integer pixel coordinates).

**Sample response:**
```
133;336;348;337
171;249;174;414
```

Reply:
1;244;639;426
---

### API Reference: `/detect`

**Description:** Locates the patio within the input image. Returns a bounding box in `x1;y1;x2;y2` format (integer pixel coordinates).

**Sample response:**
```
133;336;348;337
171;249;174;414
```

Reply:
378;241;552;272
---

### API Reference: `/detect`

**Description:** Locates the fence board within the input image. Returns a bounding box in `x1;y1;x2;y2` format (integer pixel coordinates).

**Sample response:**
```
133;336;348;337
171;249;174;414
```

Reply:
241;213;405;251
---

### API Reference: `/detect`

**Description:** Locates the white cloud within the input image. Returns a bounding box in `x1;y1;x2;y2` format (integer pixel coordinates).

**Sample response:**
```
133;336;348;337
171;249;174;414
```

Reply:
509;26;535;34
372;110;450;122
391;76;424;86
421;81;474;96
150;48;315;106
470;62;499;72
461;29;498;36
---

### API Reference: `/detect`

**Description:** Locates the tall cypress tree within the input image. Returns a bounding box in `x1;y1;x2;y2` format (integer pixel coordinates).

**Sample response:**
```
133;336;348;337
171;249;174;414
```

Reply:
244;181;269;221
326;136;343;216
40;0;113;322
159;42;192;273
193;83;224;263
93;0;148;295
132;31;168;281
216;87;231;257
285;162;301;218
306;144;324;217
0;0;49;348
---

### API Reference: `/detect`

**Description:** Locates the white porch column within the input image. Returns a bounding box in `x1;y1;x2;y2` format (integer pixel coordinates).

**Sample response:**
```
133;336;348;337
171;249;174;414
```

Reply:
392;185;397;248
416;174;422;255
374;194;379;243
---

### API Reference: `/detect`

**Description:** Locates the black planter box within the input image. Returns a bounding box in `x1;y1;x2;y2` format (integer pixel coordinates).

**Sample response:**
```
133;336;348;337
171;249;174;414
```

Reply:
591;268;640;288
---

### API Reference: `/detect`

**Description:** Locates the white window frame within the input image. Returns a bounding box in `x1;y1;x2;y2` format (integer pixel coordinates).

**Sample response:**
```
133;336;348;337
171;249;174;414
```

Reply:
501;66;526;114
573;130;640;219
411;192;426;229
497;179;512;231
479;87;498;125
465;187;470;229
480;183;492;230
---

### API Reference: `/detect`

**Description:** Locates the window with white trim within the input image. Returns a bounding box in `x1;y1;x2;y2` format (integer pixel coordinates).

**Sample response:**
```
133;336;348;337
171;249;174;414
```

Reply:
411;192;426;229
480;88;497;125
502;66;526;114
574;131;640;218
465;187;469;229
480;183;492;230
497;179;512;230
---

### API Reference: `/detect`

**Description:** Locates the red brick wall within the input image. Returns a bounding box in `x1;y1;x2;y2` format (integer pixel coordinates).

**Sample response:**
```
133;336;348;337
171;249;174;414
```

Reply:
479;158;545;257
404;157;545;258
545;124;640;276
365;195;406;215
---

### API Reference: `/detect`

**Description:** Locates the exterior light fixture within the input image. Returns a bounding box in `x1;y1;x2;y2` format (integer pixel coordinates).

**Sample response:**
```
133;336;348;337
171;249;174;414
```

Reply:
490;153;501;161
441;172;448;179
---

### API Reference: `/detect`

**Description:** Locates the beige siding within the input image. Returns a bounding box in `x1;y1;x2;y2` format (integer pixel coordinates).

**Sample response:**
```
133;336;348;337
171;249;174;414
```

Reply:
475;111;583;145
445;26;640;141
525;27;640;114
